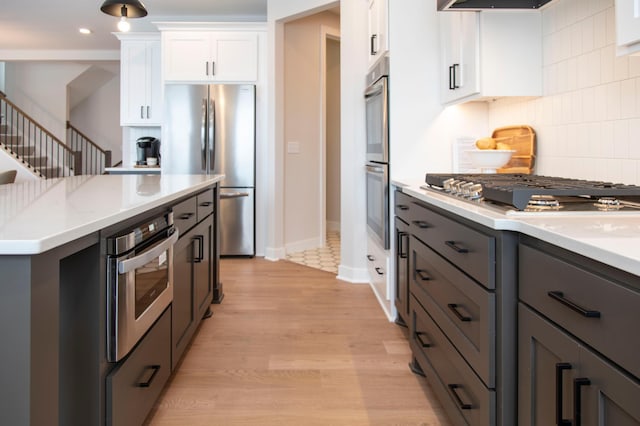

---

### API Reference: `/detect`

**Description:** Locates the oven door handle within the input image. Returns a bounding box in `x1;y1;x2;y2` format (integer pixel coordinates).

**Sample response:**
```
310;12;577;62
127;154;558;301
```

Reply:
118;230;179;274
365;164;385;174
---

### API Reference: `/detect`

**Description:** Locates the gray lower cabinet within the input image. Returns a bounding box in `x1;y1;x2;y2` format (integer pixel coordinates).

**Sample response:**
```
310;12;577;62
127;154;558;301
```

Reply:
399;191;518;426
172;200;215;370
394;215;410;324
519;304;640;426
106;308;171;426
518;237;640;426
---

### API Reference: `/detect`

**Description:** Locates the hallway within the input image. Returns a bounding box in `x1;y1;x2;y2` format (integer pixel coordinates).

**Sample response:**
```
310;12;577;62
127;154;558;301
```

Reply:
146;258;450;425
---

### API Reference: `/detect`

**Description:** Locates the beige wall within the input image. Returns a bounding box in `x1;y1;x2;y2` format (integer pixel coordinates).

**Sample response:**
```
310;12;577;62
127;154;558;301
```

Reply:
326;37;341;231
283;11;340;252
5;62;89;141
69;75;122;165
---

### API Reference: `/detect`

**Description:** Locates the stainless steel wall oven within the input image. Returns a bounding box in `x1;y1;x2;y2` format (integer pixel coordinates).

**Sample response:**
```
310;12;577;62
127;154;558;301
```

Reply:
365;56;390;249
106;212;178;362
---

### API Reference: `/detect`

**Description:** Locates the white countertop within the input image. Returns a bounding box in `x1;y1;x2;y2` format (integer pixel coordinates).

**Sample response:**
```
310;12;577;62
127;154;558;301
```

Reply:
105;166;161;174
0;174;223;255
393;179;640;277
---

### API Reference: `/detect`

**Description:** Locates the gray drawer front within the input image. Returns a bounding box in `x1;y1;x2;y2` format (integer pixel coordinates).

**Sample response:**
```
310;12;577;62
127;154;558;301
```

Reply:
411;236;495;387
395;190;413;223
196;188;215;221
519;243;640;379
107;307;171;426
410;295;495;426
408;201;495;289
173;196;197;236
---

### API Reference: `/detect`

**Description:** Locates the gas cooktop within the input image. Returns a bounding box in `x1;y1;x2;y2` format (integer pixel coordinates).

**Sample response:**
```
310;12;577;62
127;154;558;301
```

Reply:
423;173;640;213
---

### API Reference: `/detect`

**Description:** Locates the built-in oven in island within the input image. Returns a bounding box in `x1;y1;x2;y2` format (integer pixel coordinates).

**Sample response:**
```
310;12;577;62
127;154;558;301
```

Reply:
106;211;178;362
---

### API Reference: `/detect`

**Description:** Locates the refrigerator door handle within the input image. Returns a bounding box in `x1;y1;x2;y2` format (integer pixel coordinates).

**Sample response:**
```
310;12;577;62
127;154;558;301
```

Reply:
210;99;216;175
201;98;208;172
221;191;250;199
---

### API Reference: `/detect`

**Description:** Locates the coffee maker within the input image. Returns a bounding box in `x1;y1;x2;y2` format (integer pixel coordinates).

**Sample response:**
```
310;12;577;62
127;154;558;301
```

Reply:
136;137;160;166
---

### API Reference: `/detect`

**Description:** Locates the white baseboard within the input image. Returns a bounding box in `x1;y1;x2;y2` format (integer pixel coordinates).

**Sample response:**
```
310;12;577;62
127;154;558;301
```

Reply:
285;236;322;254
326;221;340;233
264;246;286;261
336;265;369;283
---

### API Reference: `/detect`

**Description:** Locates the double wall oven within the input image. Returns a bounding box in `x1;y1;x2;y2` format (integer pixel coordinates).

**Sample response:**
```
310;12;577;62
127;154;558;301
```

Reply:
106;211;178;362
365;56;390;249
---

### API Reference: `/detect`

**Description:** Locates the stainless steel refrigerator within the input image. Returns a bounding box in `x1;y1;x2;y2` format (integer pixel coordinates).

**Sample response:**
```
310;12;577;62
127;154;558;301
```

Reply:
163;84;255;256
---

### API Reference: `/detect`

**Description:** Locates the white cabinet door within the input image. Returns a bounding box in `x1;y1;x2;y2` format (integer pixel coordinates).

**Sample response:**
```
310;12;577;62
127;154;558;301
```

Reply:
210;32;258;82
163;31;258;82
440;11;541;105
615;0;640;55
440;12;479;104
120;38;162;126
163;32;211;82
368;0;388;67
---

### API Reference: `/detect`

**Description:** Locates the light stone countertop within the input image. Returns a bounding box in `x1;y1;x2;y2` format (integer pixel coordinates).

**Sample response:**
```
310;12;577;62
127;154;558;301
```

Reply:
0;174;223;255
393;179;640;277
105;166;161;174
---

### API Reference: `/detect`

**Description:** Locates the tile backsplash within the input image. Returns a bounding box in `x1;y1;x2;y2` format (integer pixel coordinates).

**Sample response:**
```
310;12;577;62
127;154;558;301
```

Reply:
488;0;640;184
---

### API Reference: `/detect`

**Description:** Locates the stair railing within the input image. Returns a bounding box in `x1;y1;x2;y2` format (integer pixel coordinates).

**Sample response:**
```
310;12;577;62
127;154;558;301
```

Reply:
0;92;80;179
66;122;112;175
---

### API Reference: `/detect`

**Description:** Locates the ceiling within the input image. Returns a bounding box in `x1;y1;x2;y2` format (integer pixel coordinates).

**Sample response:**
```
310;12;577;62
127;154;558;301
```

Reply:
0;0;268;51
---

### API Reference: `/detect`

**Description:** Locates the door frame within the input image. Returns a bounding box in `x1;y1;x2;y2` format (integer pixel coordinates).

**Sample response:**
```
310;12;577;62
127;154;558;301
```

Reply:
319;25;341;247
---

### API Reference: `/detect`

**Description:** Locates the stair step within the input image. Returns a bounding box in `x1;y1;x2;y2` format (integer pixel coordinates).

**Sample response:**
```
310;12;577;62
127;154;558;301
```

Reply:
22;155;48;168
5;145;36;156
38;167;63;179
1;135;23;144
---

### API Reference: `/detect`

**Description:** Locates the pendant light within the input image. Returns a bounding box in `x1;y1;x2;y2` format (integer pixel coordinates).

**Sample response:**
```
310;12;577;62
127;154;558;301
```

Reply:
100;0;148;32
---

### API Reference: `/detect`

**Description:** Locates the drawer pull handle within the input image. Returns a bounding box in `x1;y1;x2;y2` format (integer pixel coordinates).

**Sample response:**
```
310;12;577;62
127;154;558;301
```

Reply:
397;204;409;211
573;378;591;426
375;267;384;276
412;220;430;229
445;240;468;253
555;363;572;426
415;332;432;348
193;235;204;263
447;303;471;322
447;384;472;410
548;291;601;318
398;232;409;259
178;212;195;220
416;269;431;281
137;365;161;388
199;201;213;207
367;254;375;261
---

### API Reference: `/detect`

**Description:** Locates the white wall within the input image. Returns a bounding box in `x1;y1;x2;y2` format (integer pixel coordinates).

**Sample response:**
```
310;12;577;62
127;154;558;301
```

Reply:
0;150;39;183
69;75;122;164
388;1;491;181
489;0;640;184
283;11;340;252
4;62;90;140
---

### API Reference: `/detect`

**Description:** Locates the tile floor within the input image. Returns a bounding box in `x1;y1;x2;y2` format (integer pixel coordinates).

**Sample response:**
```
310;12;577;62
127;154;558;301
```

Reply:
285;231;340;274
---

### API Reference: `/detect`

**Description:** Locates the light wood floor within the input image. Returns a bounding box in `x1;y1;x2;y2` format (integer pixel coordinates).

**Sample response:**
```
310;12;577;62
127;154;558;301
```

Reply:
146;258;452;426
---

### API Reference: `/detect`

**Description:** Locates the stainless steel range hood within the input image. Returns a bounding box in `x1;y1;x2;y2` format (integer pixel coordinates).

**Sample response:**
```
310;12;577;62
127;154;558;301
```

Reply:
437;0;552;10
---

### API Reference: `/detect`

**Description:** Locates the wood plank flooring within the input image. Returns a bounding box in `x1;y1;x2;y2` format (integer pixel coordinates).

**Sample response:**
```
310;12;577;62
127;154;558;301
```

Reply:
146;258;452;426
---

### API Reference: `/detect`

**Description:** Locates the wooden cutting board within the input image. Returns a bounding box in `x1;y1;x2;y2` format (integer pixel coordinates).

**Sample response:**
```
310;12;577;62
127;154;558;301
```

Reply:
492;125;536;174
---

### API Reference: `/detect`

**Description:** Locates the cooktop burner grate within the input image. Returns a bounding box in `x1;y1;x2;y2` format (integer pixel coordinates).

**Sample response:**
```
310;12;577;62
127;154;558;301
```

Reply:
424;173;640;210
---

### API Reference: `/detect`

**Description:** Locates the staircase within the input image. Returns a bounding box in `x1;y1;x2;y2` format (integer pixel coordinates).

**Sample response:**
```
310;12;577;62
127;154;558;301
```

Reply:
0;92;111;178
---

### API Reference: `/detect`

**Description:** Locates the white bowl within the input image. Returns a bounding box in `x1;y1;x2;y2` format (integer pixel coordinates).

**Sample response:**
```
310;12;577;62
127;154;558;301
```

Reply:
466;149;515;173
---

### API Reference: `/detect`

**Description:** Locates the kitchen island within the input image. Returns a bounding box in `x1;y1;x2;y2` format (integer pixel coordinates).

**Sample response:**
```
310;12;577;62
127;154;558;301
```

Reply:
0;174;223;426
393;179;640;426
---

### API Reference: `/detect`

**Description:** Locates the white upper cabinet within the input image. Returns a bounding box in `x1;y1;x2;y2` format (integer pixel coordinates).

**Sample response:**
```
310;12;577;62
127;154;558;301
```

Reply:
615;0;640;55
118;34;162;126
162;31;258;83
440;11;542;105
368;0;389;67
